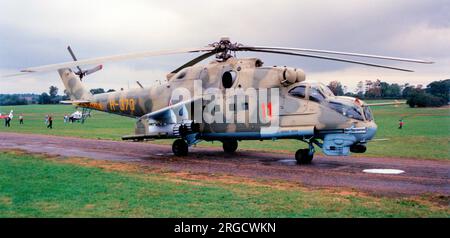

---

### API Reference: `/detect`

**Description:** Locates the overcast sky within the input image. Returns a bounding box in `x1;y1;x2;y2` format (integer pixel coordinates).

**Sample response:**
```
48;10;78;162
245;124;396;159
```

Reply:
0;0;449;94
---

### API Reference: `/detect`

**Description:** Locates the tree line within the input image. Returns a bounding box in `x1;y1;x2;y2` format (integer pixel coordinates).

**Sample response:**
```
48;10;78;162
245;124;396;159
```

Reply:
327;79;449;107
0;87;116;106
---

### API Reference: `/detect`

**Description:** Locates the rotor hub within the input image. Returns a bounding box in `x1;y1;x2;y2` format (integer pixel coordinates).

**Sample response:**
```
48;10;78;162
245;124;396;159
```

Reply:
209;37;242;61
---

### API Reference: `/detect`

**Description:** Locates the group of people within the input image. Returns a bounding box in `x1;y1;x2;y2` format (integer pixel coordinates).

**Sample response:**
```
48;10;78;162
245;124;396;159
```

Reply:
3;111;88;129
2;110;23;127
3;113;79;129
3;114;56;129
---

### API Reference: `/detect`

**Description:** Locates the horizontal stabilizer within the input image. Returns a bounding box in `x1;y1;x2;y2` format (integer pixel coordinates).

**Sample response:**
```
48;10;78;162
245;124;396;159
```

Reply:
60;100;91;104
140;97;202;123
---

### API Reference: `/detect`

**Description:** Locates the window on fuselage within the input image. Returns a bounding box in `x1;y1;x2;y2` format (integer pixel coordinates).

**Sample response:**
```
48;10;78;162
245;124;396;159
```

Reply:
329;102;364;121
288;86;306;98
363;106;373;121
319;84;335;97
309;87;326;103
178;72;186;79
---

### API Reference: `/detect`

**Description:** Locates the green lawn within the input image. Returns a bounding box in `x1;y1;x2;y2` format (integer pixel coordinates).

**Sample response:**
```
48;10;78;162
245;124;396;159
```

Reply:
0;103;449;160
0;104;135;140
0;151;447;218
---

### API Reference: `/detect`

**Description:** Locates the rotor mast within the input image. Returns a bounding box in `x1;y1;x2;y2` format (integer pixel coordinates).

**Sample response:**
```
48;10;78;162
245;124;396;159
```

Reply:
209;37;242;61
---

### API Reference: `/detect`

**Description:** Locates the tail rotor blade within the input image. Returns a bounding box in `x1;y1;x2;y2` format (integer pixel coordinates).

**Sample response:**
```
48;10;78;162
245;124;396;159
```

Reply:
67;46;83;73
67;46;78;61
83;65;103;76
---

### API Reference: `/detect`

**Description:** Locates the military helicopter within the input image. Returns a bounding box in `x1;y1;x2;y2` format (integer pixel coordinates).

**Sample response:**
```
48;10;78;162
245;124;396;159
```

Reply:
68;109;91;123
6;37;433;164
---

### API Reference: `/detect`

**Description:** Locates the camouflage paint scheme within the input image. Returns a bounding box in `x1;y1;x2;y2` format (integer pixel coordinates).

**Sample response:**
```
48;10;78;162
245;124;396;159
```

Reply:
58;56;377;157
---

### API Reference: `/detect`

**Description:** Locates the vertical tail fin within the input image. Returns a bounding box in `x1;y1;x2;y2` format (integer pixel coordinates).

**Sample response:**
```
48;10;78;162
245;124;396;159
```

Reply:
57;68;93;101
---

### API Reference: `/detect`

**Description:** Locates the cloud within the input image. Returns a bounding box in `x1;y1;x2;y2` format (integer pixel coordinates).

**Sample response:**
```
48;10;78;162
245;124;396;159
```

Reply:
387;23;450;57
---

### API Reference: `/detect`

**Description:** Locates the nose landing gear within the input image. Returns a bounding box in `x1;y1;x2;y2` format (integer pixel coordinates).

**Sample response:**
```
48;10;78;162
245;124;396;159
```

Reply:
295;149;313;164
295;141;316;164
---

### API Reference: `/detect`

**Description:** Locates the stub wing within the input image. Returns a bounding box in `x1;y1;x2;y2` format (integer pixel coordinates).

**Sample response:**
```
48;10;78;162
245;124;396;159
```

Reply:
140;97;202;123
123;97;202;141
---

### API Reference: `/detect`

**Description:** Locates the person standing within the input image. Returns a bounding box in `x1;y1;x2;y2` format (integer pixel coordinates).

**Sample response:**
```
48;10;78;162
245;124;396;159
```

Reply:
398;119;404;129
47;115;53;129
19;114;24;125
5;116;11;127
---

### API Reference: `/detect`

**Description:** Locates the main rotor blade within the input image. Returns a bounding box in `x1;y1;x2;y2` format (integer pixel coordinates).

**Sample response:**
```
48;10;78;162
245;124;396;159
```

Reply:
244;49;414;72
241;46;434;64
2;72;33;78
171;51;216;74
67;46;83;73
18;47;215;74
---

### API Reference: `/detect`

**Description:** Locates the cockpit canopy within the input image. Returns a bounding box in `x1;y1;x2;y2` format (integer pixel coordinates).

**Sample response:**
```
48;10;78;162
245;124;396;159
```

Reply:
288;82;334;103
288;82;373;121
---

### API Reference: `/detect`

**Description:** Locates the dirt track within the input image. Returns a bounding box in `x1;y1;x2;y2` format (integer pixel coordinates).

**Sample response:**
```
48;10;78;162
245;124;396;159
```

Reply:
0;132;449;196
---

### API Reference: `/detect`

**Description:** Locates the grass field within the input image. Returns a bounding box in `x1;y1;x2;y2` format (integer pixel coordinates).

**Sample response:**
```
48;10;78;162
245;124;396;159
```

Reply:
0;103;448;160
0;151;448;218
0;104;449;218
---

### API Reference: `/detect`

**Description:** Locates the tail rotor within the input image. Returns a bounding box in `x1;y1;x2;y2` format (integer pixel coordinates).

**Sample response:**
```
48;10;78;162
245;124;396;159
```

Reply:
67;46;103;81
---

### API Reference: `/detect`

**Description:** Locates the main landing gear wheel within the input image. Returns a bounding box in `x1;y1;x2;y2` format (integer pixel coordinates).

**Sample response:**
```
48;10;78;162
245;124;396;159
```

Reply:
172;139;188;156
295;149;313;164
222;140;238;153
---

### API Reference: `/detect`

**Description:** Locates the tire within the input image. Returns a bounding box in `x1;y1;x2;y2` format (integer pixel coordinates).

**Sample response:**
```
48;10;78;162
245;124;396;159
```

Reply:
222;140;238;153
295;149;313;164
172;139;188;156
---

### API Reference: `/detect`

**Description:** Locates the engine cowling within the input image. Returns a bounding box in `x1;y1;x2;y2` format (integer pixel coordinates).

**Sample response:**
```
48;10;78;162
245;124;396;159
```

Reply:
279;67;306;86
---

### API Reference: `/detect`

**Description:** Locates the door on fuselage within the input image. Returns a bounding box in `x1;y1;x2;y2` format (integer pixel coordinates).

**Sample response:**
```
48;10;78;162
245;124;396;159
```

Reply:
280;85;308;126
